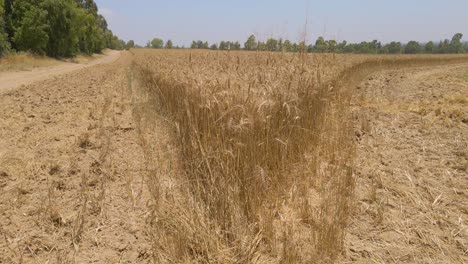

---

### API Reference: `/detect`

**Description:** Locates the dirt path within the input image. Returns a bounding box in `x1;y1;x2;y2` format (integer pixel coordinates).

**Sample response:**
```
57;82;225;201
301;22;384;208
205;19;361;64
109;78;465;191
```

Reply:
0;50;121;93
341;64;468;263
0;51;154;263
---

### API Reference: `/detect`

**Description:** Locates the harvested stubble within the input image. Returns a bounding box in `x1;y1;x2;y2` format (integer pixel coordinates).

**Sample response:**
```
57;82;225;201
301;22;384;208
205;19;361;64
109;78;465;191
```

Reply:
130;49;468;263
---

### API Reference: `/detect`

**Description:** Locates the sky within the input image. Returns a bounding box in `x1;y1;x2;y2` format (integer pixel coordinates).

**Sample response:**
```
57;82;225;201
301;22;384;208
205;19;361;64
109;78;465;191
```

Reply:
95;0;468;47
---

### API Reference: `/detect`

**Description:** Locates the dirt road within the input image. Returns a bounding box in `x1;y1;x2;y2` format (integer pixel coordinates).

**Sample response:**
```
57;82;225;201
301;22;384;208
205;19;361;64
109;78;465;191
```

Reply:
341;64;468;263
0;50;121;93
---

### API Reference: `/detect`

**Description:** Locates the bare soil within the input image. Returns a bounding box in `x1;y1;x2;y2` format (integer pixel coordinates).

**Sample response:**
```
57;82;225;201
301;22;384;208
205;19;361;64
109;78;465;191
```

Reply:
341;64;468;263
0;51;153;263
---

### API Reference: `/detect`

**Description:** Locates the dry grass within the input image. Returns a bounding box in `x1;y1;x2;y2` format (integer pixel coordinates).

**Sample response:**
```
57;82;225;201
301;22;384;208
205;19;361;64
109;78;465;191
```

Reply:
126;50;468;262
0;50;109;73
0;52;60;72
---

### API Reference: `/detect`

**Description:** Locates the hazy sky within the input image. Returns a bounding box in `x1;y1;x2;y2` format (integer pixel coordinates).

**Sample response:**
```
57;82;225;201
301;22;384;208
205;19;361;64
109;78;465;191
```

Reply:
95;0;468;47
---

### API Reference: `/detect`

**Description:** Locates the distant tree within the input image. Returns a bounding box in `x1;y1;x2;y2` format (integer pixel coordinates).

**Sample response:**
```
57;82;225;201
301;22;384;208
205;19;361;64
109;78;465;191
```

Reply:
265;38;278;51
404;41;421;54
337;40;347;53
313;36;327;53
298;41;307;53
151;38;163;48
438;39;450;54
326;39;337;53
191;41;197;49
196;40;203;49
244;34;257;50
282;39;292;52
210;43;218;50
257;41;266;51
231;41;241;50
449;33;463;53
126;40;135;49
219;41;228;50
202;41;209;49
343;43;356;53
164;39;173;49
386;41;402;54
464;42;468;53
291;42;299;52
424;41;435;53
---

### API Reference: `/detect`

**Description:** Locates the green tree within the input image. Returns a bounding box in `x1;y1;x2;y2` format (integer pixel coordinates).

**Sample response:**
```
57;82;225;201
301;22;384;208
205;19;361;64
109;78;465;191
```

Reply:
231;41;241;50
449;33;463;53
244;34;257;50
282;39;292;52
438;39;450;54
219;41;228;50
190;41;197;49
202;41;209;49
257;41;266;51
126;40;135;49
404;41;421;54
42;0;81;57
326;39;337;53
337;41;347;53
76;7;105;54
151;38;163;48
424;41;435;53
265;38;278;51
12;1;49;54
165;39;173;49
0;1;11;56
210;43;218;50
386;41;402;54
313;36;327;53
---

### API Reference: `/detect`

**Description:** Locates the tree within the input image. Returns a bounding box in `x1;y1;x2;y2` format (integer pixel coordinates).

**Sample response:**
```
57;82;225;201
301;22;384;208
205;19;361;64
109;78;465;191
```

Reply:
386;41;402;54
151;38;163;48
257;41;266;51
202;41;209;49
126;40;135;49
338;41;347;53
313;36;327;53
449;33;463;53
231;41;241;50
424;41;435;53
191;41;197;49
265;38;278;51
282;39;292;52
219;41;228;50
210;43;218;50
165;39;173;49
404;41;421;54
42;0;81;57
244;34;257;51
0;1;11;56
438;39;450;54
12;1;49;54
326;39;337;53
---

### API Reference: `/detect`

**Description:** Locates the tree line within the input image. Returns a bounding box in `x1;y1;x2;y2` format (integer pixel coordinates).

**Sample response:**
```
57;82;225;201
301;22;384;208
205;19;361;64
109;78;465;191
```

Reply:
144;33;468;54
0;0;127;58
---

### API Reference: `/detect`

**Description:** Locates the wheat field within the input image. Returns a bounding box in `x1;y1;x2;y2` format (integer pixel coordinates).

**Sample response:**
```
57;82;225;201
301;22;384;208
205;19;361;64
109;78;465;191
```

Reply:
126;49;468;262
